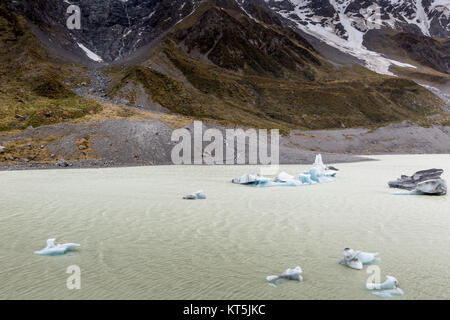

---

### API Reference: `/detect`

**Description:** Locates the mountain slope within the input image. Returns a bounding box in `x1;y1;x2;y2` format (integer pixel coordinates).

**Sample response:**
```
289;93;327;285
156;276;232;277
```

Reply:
252;0;449;75
1;0;449;168
0;4;101;132
105;1;444;130
2;0;447;133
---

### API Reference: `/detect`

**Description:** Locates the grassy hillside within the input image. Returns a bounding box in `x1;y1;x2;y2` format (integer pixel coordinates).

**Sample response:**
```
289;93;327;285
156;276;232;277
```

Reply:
0;5;101;132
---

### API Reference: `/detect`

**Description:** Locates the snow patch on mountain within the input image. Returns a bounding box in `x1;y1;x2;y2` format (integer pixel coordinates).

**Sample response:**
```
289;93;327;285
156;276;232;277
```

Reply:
270;0;417;75
77;43;104;62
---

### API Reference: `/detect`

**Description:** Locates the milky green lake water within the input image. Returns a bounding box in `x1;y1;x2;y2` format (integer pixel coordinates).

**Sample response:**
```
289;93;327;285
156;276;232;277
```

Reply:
1;155;449;300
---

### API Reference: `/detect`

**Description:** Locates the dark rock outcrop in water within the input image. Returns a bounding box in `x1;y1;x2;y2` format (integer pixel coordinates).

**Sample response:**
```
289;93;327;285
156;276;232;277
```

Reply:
389;169;447;195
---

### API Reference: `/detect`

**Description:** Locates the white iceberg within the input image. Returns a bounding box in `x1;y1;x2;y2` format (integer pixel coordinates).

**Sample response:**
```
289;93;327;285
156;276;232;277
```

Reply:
366;275;398;290
267;266;303;283
367;276;404;298
339;248;379;270
232;155;337;188
183;190;207;200
35;239;80;256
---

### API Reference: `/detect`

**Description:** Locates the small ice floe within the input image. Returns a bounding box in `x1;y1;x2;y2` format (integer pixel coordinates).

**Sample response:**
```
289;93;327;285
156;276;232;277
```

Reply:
367;276;404;298
267;266;303;286
389;169;447;196
34;239;80;256
339;248;379;270
183;190;207;200
232;154;337;188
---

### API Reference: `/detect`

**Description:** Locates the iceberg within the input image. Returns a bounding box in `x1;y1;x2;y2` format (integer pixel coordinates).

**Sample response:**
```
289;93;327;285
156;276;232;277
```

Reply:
339;248;379;270
267;266;303;284
232;174;264;185
389;169;447;196
367;276;404;298
35;238;80;256
183;190;207;200
356;251;380;265
232;154;337;188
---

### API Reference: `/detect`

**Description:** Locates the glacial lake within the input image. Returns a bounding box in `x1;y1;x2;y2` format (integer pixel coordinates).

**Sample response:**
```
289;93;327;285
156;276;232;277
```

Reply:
1;155;449;300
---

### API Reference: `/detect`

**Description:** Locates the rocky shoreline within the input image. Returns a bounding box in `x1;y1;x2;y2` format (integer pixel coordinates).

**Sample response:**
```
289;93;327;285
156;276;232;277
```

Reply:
4;117;450;171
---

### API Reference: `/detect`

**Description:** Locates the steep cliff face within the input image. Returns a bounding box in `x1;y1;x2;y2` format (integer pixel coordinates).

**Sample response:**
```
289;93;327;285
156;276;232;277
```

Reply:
172;4;323;79
7;0;201;62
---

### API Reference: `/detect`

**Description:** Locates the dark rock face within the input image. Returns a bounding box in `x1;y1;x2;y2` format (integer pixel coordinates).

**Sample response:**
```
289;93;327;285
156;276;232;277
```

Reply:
7;0;200;62
173;5;321;78
388;169;445;190
391;32;450;74
5;0;449;64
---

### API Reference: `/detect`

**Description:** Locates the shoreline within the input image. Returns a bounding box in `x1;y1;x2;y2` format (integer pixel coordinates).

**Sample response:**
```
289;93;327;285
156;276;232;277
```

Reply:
0;155;378;172
3;118;450;172
6;153;446;172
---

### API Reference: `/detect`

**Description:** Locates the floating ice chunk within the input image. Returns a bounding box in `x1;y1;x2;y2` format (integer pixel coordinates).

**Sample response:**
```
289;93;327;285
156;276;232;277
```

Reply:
389;169;447;196
339;257;363;270
35;238;80;256
183;190;207;200
340;248;363;269
367;276;398;290
339;248;379;270
266;275;279;282
305;154;338;183
267;266;303;284
232;174;267;185
232;154;337;188
232;173;300;187
280;266;303;281
367;276;404;298
357;252;380;265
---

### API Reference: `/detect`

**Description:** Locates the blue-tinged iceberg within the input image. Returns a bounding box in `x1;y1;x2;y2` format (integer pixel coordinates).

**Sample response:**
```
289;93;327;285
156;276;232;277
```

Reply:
35;239;80;256
232;155;337;187
367;276;404;298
